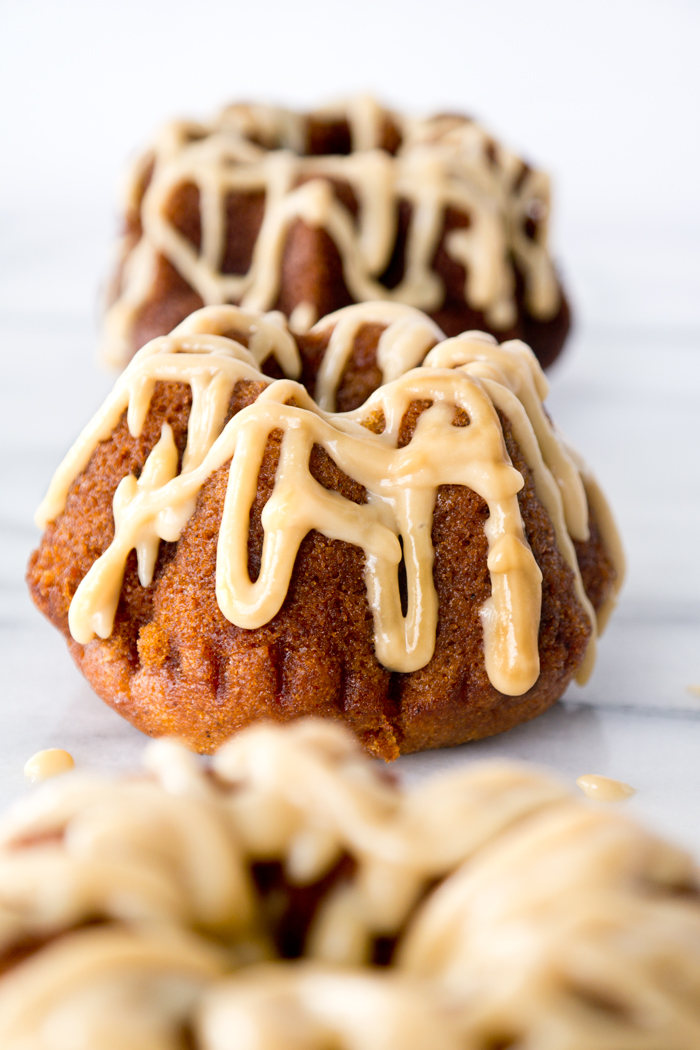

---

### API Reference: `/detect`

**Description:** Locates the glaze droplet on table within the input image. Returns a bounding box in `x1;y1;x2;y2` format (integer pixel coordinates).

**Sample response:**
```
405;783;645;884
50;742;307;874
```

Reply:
576;774;635;802
24;748;75;783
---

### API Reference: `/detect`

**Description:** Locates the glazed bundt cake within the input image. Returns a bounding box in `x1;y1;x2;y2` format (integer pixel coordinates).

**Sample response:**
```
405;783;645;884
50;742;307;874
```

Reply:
104;97;571;371
28;303;622;758
1;721;699;1049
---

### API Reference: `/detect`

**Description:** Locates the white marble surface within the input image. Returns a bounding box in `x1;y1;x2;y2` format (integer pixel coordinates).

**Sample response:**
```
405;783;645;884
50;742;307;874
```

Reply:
1;0;699;860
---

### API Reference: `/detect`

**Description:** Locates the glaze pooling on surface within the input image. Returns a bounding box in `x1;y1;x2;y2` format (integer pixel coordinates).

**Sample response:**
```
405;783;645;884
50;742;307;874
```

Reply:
1;721;699;1050
104;97;560;367
37;303;618;696
576;773;636;801
23;749;75;783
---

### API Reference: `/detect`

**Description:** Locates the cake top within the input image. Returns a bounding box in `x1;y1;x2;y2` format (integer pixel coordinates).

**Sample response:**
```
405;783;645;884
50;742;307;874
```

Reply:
105;96;561;367
0;720;698;1049
37;303;623;697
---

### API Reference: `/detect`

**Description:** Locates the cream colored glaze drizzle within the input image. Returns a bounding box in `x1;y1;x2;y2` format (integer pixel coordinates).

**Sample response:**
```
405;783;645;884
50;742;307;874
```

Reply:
103;98;559;367
0;723;570;976
399;785;700;1050
424;332;626;647
1;720;552;1048
310;301;443;411
23;749;75;783
37;302;622;694
1;722;699;1050
172;303;302;378
422;332;602;684
208;724;569;961
199;965;462;1050
0;927;226;1049
576;773;636;802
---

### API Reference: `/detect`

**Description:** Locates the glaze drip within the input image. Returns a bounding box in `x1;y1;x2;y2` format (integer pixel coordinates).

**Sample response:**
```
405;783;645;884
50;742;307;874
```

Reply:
576;774;636;802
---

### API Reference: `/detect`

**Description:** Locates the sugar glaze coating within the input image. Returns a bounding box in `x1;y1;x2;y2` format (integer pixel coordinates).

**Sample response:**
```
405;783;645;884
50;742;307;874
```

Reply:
104;97;565;368
37;303;621;698
0;721;699;1050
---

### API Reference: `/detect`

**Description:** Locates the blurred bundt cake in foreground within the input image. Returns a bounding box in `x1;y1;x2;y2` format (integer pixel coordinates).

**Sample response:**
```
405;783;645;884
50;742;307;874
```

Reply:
104;96;571;371
28;303;622;757
0;721;698;1049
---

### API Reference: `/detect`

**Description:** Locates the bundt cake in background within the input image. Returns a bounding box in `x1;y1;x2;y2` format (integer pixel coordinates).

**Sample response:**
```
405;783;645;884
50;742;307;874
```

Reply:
104;96;571;371
1;722;698;1049
28;303;622;757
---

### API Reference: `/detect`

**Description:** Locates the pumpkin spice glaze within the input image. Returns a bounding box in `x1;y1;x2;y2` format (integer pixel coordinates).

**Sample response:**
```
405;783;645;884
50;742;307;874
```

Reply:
28;302;622;757
0;722;698;1050
104;96;571;372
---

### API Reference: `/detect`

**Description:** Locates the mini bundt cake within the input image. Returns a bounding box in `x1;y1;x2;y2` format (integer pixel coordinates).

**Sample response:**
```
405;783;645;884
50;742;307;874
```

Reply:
104;96;571;371
1;721;699;1049
28;303;622;758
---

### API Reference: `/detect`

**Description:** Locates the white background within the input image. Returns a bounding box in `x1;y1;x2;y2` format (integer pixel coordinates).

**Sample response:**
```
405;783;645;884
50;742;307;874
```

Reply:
1;1;700;848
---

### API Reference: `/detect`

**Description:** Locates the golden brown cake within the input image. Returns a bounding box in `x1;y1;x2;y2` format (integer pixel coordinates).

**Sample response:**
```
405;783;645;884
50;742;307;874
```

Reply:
104;97;571;371
28;303;622;758
0;721;698;1049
